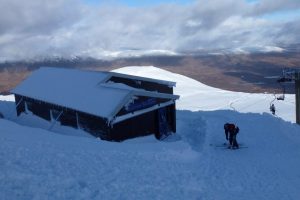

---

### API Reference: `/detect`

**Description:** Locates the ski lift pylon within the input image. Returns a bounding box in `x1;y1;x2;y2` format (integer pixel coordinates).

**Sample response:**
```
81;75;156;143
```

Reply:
275;68;292;101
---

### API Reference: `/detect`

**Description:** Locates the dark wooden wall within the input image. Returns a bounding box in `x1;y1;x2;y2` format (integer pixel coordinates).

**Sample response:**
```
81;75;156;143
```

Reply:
111;103;176;141
14;95;176;142
14;95;110;140
109;76;173;94
77;111;111;140
111;109;158;141
167;103;176;133
15;94;25;116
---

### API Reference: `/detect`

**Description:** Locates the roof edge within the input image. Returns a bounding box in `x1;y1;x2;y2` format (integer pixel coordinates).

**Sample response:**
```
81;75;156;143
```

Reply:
110;100;175;125
133;90;180;100
108;71;176;87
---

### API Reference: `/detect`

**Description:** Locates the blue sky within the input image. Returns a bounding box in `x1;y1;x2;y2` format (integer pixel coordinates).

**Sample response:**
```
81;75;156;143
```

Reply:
263;9;300;21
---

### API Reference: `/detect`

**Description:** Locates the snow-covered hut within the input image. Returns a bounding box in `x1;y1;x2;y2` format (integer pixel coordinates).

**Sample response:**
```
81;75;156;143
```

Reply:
11;67;179;141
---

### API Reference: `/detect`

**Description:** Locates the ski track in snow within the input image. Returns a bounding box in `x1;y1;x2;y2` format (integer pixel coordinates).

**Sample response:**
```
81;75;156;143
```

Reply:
1;66;300;200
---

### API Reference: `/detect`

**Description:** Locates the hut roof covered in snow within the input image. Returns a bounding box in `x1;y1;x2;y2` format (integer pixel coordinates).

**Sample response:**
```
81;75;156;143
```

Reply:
11;67;178;119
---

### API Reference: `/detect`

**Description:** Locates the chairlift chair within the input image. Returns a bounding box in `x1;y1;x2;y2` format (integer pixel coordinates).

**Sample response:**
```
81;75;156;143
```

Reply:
276;89;285;100
275;84;285;100
276;75;287;101
276;95;285;101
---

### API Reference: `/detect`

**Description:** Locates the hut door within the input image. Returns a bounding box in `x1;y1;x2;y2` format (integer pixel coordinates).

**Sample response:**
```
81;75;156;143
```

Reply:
158;107;170;139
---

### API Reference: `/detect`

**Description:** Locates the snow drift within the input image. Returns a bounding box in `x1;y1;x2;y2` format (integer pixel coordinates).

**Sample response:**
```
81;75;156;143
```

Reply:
0;66;299;200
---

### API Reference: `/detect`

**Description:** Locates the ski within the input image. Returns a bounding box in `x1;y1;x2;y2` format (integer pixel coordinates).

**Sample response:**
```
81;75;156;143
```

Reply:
209;143;228;147
226;146;248;149
210;143;248;149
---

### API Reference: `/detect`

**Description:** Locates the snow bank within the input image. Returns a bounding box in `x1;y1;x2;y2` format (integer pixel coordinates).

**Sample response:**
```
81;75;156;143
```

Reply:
1;66;300;200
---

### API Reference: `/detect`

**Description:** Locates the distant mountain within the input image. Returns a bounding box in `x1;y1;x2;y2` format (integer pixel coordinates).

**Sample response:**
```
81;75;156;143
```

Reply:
0;49;300;94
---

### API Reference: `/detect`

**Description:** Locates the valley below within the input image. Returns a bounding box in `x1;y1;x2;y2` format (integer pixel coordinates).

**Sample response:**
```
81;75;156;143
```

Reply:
1;52;300;94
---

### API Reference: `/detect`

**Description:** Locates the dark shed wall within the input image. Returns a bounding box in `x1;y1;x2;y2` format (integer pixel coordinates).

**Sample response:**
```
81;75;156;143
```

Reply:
109;76;173;94
15;94;25;116
14;95;111;140
28;100;51;121
111;109;158;141
111;103;176;141
77;111;111;140
165;103;176;133
15;95;51;121
60;109;77;128
14;95;177;142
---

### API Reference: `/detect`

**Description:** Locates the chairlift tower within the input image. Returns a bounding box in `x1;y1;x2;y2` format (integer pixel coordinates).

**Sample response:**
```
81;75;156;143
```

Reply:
278;69;300;124
295;72;300;124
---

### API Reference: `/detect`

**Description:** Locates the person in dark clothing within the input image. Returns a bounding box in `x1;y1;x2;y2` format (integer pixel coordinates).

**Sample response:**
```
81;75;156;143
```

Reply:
270;104;276;115
228;125;239;149
223;123;230;141
227;123;235;146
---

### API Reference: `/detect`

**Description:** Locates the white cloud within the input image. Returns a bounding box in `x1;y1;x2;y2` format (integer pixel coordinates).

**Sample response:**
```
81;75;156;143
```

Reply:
0;0;299;61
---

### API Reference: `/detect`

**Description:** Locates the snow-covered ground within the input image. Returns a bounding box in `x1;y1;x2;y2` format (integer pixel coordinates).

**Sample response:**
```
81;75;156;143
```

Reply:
1;66;300;200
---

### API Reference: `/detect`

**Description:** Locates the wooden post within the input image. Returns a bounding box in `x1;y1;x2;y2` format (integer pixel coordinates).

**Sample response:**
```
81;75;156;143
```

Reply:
296;72;300;125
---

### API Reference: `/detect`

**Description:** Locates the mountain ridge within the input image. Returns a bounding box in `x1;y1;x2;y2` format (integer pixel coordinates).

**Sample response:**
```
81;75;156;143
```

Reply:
0;51;299;94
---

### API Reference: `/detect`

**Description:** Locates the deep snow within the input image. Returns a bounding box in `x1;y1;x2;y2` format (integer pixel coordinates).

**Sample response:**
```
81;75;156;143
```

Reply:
0;66;300;200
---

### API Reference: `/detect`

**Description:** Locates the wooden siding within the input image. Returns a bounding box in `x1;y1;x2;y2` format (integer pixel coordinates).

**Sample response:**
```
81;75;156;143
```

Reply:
111;104;176;141
77;111;111;140
60;109;78;129
14;95;111;140
109;76;173;94
14;94;176;142
111;109;158;141
15;94;25;116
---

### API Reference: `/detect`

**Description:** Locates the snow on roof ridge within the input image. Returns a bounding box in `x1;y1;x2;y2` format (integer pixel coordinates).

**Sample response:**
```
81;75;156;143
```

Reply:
39;66;176;87
99;81;179;100
133;90;179;100
11;67;178;120
39;66;100;72
98;81;140;91
108;71;176;87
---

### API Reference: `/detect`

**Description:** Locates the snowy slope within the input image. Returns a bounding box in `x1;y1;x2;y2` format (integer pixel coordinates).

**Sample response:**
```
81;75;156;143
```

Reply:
113;66;295;123
1;66;300;200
